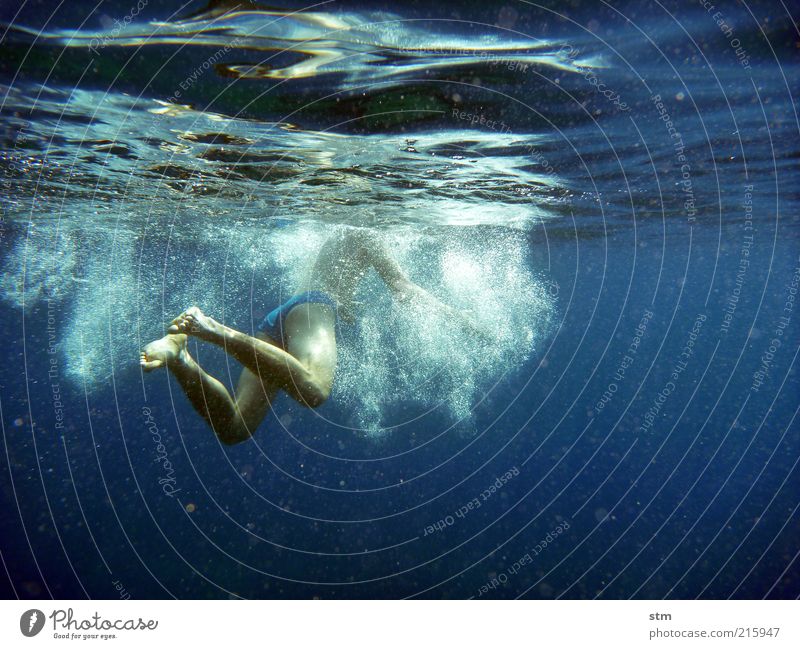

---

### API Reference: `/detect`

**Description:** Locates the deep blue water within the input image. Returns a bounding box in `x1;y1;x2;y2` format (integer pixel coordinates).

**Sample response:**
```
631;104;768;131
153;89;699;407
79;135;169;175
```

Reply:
0;0;798;599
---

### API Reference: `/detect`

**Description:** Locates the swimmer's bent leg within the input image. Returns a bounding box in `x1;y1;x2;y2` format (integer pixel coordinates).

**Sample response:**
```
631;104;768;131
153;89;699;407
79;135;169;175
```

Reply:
216;329;332;408
170;350;275;445
170;307;333;408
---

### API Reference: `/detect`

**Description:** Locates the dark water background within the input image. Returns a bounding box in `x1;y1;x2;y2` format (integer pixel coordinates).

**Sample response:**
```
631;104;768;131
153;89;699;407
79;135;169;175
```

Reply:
0;0;798;599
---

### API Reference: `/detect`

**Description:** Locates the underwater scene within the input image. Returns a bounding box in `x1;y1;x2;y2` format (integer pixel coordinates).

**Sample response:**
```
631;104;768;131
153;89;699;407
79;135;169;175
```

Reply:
0;0;798;599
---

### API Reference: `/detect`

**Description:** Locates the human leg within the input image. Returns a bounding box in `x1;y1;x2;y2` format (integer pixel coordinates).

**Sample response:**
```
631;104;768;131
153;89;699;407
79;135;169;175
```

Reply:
140;333;276;445
169;307;335;408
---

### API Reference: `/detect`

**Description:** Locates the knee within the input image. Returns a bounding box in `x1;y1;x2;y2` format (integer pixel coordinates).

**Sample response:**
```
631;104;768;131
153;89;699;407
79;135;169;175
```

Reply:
298;380;331;409
215;418;253;445
302;388;329;409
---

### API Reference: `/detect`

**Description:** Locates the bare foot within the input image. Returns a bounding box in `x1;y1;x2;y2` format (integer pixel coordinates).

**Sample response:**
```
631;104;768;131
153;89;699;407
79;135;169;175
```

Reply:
168;306;222;342
140;333;187;372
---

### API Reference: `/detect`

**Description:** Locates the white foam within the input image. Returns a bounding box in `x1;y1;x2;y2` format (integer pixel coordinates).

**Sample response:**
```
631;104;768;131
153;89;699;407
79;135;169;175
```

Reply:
332;226;554;434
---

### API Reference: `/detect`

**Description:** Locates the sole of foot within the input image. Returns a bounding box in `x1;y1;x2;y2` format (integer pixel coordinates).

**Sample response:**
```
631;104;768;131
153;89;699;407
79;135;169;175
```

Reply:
140;333;187;372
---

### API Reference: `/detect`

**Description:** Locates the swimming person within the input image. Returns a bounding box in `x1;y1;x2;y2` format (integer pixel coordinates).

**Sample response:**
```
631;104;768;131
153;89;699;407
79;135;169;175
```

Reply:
139;228;486;445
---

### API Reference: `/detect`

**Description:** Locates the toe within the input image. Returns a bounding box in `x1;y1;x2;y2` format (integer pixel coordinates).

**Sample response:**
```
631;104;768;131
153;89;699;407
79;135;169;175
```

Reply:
169;316;190;333
141;359;164;372
170;311;190;326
